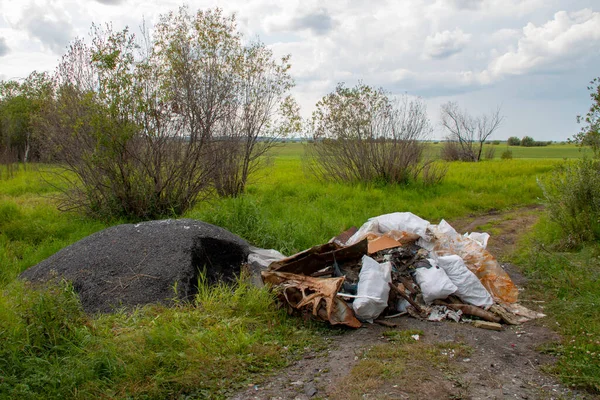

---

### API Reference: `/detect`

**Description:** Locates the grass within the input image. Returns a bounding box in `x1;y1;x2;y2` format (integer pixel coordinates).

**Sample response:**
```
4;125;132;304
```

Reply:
281;142;590;160
189;149;558;254
515;217;600;392
329;330;472;399
0;143;598;397
0;278;321;399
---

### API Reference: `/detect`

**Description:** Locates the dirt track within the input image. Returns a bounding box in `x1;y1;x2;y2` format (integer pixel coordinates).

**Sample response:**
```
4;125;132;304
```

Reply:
232;206;594;400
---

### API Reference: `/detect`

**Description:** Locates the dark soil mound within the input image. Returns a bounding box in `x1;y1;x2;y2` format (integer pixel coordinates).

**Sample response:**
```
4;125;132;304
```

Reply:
20;219;249;313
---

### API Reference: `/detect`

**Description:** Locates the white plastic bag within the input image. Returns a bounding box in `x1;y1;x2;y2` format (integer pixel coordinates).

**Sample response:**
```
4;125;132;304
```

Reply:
347;212;430;245
464;232;490;249
248;247;286;270
352;255;392;321
417;219;518;303
376;212;430;239
414;264;457;304
435;255;493;308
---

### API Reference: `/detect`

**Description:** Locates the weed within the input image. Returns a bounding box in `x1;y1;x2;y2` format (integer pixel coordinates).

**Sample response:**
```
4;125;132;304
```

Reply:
516;217;600;393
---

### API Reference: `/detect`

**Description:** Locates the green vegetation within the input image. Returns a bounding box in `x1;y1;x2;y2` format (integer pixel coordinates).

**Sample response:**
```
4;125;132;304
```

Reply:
329;330;471;399
2;143;600;396
517;218;600;392
0;278;320;399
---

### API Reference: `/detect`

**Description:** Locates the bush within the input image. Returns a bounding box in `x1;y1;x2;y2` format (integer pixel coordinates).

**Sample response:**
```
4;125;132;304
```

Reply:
500;149;513;160
440;140;471;161
484;146;496;160
507;136;521;146
307;83;445;185
520;136;535;147
41;9;295;219
492;140;500;145
540;158;600;247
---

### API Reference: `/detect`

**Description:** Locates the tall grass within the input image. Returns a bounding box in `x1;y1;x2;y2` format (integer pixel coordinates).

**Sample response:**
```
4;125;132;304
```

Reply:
0;147;584;397
0;278;320;399
0;167;107;285
516;218;600;392
189;156;558;254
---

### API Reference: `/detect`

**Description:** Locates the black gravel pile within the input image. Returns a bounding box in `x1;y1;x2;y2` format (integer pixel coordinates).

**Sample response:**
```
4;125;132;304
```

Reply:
20;219;249;313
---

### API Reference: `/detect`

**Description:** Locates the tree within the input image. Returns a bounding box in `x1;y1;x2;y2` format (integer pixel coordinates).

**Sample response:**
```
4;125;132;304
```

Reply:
306;82;444;185
0;72;53;163
575;77;600;156
520;136;535;147
152;7;298;197
41;8;297;219
507;136;520;146
440;102;504;162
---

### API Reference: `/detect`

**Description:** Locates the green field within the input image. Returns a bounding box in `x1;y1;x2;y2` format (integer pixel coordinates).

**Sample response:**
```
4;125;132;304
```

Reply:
1;143;599;397
280;142;590;160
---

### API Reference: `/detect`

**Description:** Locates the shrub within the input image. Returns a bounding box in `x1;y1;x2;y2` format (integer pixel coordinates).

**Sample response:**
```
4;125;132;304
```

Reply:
306;83;445;185
540;158;600;247
484;146;496;160
492;140;500;145
521;136;535;147
41;9;296;219
440;140;470;161
507;136;521;146
500;149;513;160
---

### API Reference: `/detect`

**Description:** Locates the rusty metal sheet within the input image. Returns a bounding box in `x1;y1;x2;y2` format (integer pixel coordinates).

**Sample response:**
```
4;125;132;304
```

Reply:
269;238;368;275
262;270;361;328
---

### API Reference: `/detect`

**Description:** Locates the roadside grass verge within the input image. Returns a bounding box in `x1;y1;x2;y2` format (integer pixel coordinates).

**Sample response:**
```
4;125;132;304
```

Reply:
516;216;600;393
0;277;322;399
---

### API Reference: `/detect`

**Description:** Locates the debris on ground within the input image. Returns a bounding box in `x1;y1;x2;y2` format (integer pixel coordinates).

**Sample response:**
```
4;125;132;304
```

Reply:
255;212;545;329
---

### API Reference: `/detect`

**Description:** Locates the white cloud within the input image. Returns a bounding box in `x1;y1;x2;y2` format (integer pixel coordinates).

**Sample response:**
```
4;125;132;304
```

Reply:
424;28;471;59
487;9;600;77
0;0;596;140
95;0;126;4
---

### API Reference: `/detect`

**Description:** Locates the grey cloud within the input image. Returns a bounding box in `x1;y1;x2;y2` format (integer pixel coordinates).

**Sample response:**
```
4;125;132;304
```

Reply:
291;9;334;35
450;0;483;10
0;37;9;57
21;7;73;54
95;0;126;5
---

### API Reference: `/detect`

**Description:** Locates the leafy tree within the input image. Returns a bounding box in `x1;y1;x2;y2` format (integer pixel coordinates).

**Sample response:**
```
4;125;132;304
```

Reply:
152;7;299;197
575;77;600;156
41;8;297;219
440;102;503;162
0;72;53;163
507;136;520;146
521;136;535;147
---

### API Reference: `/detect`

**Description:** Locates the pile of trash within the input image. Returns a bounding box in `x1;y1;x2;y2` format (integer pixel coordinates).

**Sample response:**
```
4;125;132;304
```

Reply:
249;212;545;330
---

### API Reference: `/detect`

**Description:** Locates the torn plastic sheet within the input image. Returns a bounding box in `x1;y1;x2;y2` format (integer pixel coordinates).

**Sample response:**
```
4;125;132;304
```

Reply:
419;220;519;304
261;270;361;328
346;212;430;246
428;305;463;322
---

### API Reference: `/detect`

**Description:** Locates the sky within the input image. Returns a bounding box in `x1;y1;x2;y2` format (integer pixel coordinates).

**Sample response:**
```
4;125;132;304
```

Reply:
0;0;599;141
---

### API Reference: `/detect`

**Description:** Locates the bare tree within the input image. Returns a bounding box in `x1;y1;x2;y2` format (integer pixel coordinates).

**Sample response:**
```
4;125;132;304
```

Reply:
153;7;298;197
307;82;445;185
440;102;503;162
